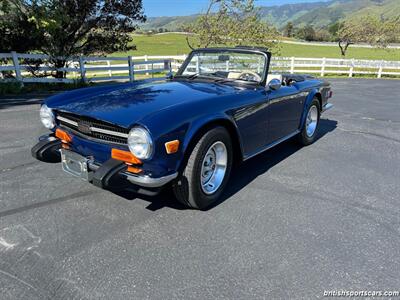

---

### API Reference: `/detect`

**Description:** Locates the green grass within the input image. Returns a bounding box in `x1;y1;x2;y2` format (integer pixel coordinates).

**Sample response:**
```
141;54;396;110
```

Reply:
112;33;193;57
110;33;400;61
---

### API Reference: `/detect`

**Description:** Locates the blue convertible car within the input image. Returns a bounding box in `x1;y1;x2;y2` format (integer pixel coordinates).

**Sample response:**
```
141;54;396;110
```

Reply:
32;47;333;209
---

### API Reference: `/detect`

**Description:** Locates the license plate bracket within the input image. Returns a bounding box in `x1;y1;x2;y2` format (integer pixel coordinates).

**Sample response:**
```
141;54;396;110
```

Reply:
60;149;92;181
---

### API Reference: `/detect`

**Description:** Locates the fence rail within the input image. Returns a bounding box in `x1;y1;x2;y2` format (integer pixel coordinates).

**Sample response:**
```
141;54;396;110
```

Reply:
0;52;174;83
1;52;400;84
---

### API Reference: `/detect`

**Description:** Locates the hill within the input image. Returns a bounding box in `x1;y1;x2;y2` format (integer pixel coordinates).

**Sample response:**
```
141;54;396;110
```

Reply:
141;0;400;31
293;0;400;28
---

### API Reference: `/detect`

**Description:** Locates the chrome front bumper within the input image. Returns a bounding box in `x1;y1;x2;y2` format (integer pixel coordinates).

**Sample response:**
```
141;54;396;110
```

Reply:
322;103;333;112
87;158;178;188
125;172;178;188
33;139;178;192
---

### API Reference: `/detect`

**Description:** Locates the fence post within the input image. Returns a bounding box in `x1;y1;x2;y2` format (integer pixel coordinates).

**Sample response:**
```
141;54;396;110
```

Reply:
168;60;172;73
349;59;354;78
290;57;295;74
107;60;112;77
11;51;22;81
145;55;149;76
377;60;383;79
320;57;326;77
79;56;86;82
128;56;134;82
196;57;200;73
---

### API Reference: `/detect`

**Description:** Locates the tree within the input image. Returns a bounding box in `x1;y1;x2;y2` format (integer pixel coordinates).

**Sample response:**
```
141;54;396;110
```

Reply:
0;1;43;53
0;0;146;77
314;29;331;42
184;0;280;53
296;25;316;41
338;15;400;57
328;21;341;41
283;22;294;38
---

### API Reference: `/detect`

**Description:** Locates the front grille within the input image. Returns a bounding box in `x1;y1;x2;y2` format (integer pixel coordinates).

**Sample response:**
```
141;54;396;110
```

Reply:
55;111;129;144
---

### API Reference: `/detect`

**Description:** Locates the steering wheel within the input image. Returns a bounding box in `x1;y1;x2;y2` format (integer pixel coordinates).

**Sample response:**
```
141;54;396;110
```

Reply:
237;71;262;82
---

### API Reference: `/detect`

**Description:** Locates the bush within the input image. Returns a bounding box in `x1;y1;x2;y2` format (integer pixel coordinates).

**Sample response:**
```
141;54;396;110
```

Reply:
0;81;24;94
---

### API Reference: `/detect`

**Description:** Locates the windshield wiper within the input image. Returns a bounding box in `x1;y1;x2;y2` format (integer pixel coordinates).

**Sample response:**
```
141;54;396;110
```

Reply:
186;73;201;80
173;73;201;80
214;76;258;83
213;77;235;83
174;73;235;82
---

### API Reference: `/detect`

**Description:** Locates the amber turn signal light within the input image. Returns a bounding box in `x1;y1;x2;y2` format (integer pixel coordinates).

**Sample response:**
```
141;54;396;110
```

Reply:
165;140;180;154
55;128;72;143
127;166;142;174
111;148;142;165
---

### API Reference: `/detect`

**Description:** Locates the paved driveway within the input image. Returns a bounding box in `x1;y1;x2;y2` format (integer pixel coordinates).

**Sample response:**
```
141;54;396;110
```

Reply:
0;79;399;299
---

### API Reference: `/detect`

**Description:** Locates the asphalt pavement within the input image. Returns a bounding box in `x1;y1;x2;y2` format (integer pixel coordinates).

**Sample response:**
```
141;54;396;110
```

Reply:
0;79;399;299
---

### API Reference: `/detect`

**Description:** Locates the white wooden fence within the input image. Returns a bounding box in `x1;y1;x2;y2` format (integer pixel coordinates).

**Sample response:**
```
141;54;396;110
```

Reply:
271;57;400;78
0;52;174;83
1;52;400;83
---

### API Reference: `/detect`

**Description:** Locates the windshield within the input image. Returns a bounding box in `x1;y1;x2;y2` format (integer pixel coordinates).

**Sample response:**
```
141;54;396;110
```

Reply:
177;50;267;84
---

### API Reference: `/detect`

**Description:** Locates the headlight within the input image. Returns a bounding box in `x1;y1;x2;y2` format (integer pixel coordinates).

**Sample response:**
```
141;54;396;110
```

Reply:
40;104;55;129
127;127;153;160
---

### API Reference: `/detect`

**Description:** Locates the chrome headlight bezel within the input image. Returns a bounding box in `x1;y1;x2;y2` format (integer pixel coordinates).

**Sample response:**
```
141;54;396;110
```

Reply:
127;126;153;160
40;104;55;129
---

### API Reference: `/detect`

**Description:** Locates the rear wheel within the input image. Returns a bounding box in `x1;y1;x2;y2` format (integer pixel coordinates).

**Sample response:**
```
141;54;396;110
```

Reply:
298;98;320;145
173;127;232;209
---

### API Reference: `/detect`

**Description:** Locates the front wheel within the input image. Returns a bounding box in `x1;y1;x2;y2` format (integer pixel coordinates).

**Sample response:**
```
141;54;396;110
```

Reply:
298;98;320;145
172;127;232;210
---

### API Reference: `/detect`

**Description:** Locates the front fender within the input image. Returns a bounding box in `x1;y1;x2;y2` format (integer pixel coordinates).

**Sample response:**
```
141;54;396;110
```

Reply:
180;113;243;164
140;93;247;173
140;111;243;174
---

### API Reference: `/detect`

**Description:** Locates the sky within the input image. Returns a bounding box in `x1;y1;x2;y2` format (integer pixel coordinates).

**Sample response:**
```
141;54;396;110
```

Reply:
142;0;330;17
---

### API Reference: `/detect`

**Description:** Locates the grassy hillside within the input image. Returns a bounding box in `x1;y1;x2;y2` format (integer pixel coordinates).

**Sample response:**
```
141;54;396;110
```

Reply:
259;1;331;28
347;0;400;20
295;0;400;28
142;15;199;31
110;33;400;61
140;0;400;31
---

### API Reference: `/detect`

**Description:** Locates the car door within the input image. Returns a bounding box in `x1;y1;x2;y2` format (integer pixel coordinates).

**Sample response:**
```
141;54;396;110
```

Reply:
266;85;305;144
231;89;270;158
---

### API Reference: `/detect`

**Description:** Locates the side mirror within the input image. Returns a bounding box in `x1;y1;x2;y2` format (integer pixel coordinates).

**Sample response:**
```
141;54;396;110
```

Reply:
166;72;174;80
268;79;281;90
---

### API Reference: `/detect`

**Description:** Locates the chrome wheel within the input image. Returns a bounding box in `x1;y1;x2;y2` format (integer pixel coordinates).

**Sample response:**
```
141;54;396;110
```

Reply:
200;141;227;195
306;105;318;137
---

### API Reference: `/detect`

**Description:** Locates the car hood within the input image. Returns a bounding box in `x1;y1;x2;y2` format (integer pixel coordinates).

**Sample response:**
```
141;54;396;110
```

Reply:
46;79;242;128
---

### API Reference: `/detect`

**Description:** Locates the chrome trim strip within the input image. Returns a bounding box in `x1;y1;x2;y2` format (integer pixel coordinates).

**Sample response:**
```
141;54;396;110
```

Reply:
89;127;129;138
243;130;300;161
56;116;128;139
57;116;78;126
322;103;333;112
124;172;178;188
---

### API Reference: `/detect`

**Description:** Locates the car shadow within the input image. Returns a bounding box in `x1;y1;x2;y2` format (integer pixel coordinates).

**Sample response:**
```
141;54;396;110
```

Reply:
113;118;338;211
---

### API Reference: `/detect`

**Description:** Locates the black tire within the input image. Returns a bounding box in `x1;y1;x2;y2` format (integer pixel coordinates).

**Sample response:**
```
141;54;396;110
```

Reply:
298;98;320;146
172;127;233;210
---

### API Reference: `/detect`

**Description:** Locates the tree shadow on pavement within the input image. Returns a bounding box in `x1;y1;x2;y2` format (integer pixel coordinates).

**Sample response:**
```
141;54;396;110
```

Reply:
0;94;50;109
0;91;58;109
114;118;338;211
